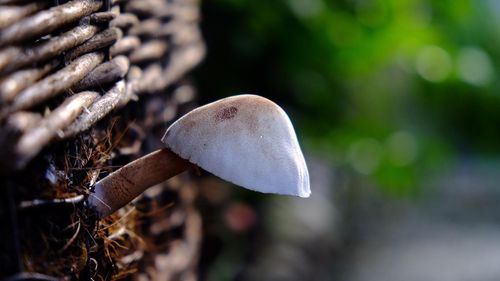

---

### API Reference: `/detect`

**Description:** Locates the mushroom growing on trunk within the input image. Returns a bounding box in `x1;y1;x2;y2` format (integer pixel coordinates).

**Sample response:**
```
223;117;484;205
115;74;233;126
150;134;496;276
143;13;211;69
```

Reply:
88;94;310;218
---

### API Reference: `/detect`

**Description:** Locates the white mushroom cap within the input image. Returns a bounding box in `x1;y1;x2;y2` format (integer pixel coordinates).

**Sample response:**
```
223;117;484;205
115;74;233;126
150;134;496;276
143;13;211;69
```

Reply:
162;94;310;197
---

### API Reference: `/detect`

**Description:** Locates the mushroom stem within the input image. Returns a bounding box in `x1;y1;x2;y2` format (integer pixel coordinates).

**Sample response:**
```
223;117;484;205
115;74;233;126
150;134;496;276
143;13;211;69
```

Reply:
87;148;192;218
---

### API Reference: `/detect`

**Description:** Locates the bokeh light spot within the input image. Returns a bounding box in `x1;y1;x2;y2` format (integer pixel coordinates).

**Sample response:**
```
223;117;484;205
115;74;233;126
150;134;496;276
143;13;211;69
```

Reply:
457;46;494;86
347;138;383;175
287;0;323;18
415;45;452;82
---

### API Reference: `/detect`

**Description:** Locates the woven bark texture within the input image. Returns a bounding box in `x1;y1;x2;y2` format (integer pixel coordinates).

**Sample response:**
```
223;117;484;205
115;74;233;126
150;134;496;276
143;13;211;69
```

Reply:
0;0;205;280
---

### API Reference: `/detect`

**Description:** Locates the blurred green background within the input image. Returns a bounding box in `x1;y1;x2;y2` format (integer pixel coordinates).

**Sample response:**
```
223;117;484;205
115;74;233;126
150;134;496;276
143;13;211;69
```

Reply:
194;0;500;280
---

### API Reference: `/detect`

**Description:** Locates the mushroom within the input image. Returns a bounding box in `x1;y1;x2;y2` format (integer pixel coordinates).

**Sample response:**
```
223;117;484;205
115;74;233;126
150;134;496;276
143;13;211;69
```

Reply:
88;94;310;218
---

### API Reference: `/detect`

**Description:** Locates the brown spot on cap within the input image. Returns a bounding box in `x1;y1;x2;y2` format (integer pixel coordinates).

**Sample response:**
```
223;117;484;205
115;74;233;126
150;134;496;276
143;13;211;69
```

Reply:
215;106;238;122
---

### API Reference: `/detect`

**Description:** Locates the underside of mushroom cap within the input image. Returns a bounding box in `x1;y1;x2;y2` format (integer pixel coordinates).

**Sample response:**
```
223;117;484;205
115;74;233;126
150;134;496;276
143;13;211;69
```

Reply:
161;94;310;197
